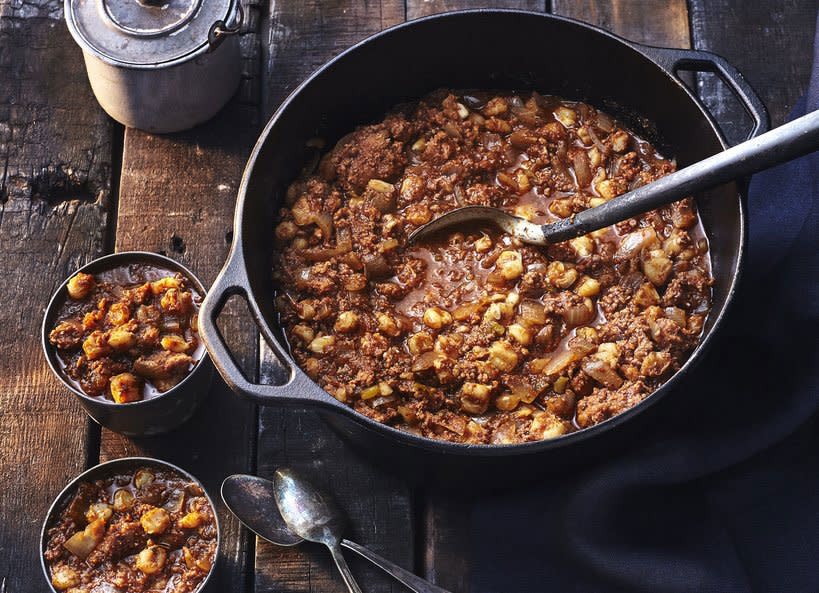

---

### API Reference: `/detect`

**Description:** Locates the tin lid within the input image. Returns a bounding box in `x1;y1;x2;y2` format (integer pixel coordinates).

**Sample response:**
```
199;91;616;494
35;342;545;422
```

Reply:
65;0;239;67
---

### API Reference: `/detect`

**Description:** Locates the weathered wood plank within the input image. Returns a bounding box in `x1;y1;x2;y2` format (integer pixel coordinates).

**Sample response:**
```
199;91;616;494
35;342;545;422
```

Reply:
96;3;263;592
552;0;690;47
406;0;545;19
0;0;114;589
255;3;413;593
689;0;816;144
263;0;404;114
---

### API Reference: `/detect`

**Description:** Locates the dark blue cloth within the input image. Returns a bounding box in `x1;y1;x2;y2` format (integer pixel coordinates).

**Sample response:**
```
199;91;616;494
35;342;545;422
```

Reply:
470;21;819;593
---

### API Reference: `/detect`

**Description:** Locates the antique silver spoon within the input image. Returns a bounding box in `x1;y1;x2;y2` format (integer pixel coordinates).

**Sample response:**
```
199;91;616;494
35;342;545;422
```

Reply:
408;108;819;246
221;472;451;593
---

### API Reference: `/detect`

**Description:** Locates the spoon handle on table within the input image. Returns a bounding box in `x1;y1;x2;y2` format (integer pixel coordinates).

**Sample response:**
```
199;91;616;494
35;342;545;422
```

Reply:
341;539;453;593
542;108;819;243
329;544;364;593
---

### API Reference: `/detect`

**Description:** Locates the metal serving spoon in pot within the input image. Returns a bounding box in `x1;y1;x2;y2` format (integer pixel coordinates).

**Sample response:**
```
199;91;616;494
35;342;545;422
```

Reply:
221;472;451;593
408;108;819;246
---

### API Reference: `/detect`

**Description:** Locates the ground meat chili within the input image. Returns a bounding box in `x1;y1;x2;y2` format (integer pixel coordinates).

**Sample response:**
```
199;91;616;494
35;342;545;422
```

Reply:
44;466;216;592
48;264;204;403
272;90;713;444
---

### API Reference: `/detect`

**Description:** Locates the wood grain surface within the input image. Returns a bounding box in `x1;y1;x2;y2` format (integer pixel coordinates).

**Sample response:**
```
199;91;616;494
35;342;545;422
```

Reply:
689;0;817;144
406;0;544;19
0;0;114;587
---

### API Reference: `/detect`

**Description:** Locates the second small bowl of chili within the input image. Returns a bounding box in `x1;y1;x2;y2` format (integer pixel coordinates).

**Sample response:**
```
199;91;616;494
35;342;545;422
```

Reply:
42;252;213;435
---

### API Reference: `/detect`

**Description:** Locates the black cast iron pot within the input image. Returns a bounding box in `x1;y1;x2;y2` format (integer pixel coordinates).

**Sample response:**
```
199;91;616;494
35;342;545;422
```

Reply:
199;10;768;484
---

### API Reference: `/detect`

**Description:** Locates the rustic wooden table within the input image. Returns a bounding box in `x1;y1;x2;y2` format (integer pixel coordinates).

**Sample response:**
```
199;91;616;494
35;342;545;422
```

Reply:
0;1;815;591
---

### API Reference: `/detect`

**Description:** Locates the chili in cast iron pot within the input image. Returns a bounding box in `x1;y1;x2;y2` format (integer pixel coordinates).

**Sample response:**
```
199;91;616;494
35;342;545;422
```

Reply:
200;10;768;484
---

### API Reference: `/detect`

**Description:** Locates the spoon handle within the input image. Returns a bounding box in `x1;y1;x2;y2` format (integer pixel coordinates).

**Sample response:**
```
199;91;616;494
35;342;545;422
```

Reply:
542;108;819;243
341;539;452;593
329;544;364;593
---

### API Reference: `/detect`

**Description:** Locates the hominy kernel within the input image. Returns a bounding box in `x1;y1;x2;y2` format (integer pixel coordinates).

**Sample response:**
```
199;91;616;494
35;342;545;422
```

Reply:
460;382;492;414
488;340;519;372
136;546;167;575
67;272;95;300
108;328;137;350
474;235;493;252
334;311;359;333
51;566;80;590
160;334;188;353
377;313;402;337
610;130;630;152
423;307;452;329
554;106;576;127
408;332;434;354
140;507;170;535
308;335;335;354
360;385;380;400
367;179;394;193
496;251;523;280
595;179;618;200
642;249;673;286
178;511;206;529
588;146;602;168
508;323;532;345
291;324;315;343
575;276;601;298
570;236;594;258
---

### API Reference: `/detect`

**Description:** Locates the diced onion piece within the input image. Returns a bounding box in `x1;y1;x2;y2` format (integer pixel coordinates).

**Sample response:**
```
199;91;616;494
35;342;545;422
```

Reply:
538;349;578;376
519;300;547;326
665;306;687;327
163;489;186;514
362;253;391;279
63;518;105;559
412;351;441;372
562;298;595;327
596;111;614;132
573;150;593;187
581;359;624;388
301;238;352;262
615;227;659;261
506;377;538;404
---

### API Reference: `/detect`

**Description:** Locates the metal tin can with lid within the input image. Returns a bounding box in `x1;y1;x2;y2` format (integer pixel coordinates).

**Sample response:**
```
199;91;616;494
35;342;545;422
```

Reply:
65;0;243;133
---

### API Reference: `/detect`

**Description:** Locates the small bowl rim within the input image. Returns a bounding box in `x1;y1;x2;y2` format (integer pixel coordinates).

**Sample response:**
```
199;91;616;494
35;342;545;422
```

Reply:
41;251;210;409
40;456;221;593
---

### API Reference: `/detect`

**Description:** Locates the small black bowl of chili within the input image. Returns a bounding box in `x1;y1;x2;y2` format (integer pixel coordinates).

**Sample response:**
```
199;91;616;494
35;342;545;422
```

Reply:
40;456;220;593
41;252;213;436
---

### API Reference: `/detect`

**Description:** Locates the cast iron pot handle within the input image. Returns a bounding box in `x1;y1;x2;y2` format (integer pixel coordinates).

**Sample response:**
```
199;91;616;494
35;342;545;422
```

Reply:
199;251;343;410
634;43;770;141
